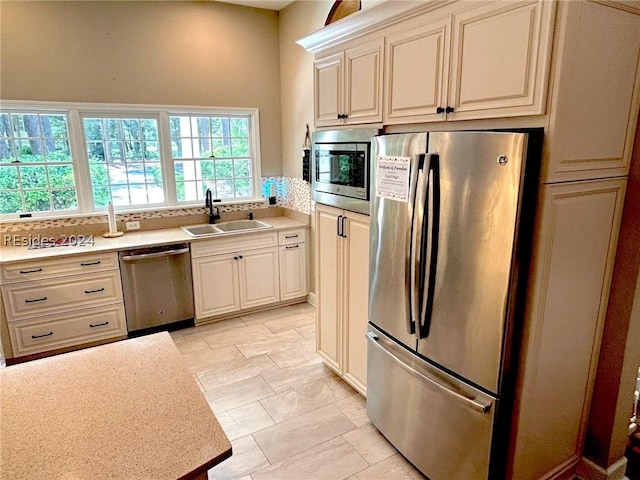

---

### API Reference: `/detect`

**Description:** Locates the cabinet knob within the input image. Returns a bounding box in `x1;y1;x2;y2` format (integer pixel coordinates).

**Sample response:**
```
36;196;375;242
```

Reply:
436;106;445;114
445;106;455;113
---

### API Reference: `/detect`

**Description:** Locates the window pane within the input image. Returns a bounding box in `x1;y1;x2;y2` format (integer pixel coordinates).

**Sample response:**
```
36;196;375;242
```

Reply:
144;141;159;160
232;138;249;157
84;119;103;141
234;178;251;197
52;188;78;211
93;186;111;208
20;165;48;188
0;191;21;214
84;116;163;209
48;165;75;188
230;117;249;137
0;167;19;189
234;159;251;177
24;190;51;212
169;113;255;203
215;160;233;179
48;139;71;161
215;179;234;198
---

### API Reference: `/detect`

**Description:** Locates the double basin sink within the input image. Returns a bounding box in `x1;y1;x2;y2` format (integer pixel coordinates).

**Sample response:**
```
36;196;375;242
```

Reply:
181;219;272;237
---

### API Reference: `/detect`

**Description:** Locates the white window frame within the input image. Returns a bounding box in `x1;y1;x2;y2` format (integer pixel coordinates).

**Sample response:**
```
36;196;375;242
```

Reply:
0;100;263;221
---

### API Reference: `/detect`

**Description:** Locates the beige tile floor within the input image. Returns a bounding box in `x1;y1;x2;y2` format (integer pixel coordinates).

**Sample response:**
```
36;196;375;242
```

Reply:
170;302;426;480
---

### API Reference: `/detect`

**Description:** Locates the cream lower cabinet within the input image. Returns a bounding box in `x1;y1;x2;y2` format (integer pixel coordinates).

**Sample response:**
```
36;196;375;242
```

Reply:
509;177;627;480
278;228;307;301
0;252;126;359
316;203;370;395
192;243;280;321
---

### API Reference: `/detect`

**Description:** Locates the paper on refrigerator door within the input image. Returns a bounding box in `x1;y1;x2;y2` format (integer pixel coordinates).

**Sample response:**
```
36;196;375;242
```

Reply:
376;155;410;202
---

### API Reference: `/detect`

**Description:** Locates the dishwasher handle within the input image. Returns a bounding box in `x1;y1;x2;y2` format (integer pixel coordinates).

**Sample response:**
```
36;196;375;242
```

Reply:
120;247;190;262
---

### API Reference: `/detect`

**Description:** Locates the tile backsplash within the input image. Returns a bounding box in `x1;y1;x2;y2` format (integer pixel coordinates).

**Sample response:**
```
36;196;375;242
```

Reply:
1;177;311;236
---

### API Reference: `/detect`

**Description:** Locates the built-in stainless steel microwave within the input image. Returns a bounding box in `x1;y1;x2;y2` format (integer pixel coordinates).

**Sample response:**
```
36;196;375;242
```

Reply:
311;128;380;215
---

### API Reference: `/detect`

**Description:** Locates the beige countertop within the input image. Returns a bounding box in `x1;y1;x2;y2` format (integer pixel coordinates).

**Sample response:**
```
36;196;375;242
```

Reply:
0;332;232;479
0;216;308;264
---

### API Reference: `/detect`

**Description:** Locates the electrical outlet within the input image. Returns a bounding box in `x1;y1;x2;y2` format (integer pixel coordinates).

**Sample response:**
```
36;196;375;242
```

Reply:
126;221;140;231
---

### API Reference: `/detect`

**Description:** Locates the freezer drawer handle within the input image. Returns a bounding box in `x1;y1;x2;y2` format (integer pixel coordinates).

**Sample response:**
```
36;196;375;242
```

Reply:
120;248;189;261
366;331;492;415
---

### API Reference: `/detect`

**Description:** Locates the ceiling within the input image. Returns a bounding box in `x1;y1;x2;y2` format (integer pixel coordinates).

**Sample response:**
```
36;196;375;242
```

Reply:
212;0;295;11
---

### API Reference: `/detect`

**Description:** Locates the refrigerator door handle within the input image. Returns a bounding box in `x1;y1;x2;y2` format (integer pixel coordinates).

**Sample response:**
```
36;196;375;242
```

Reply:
418;154;440;339
366;331;492;415
406;153;426;335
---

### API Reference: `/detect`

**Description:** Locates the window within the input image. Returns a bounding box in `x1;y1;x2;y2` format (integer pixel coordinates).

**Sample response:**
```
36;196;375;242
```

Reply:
0;102;262;219
82;116;163;208
169;114;254;203
0;111;77;215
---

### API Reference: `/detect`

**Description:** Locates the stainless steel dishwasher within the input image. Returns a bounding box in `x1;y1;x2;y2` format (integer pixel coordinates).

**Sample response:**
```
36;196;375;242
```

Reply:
119;243;194;334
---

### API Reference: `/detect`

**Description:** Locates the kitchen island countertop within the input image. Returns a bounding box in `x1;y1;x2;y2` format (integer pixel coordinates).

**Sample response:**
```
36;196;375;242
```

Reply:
0;332;232;479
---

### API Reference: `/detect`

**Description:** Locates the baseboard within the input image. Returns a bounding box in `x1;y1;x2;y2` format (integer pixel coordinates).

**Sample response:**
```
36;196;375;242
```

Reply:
307;291;317;307
576;457;629;480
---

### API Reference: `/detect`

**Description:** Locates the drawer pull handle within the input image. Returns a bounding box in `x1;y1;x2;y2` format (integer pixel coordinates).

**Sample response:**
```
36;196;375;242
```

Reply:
85;288;105;294
19;268;43;274
285;245;299;249
25;296;48;303
90;321;110;328
32;332;53;339
80;261;101;266
284;234;299;239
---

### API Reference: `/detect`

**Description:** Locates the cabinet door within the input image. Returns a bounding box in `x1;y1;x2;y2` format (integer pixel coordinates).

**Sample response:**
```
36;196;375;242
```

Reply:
314;52;343;127
544;1;640;183
342;211;370;395
315;204;343;371
384;17;450;124
279;243;307;301
239;247;280;309
192;254;240;320
448;0;555;120
344;39;384;124
510;178;626;480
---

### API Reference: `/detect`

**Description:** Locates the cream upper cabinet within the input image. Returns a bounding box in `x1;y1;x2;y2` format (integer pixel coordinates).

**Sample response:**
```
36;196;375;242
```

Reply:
384;16;450;124
314;38;383;127
383;0;555;124
543;1;640;183
315;203;369;395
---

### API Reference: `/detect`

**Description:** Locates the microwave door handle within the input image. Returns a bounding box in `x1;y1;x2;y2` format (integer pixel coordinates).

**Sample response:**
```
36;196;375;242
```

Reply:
407;153;426;335
418;155;440;339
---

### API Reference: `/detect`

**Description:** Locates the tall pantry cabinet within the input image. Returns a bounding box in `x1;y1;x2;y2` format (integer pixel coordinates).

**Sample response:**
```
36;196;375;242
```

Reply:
315;204;370;395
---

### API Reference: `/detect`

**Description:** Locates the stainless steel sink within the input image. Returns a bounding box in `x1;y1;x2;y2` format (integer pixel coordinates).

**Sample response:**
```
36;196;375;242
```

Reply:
181;220;272;237
214;219;271;233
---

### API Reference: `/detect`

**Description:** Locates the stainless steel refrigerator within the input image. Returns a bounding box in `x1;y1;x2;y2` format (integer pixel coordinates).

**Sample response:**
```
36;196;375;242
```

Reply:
367;131;540;480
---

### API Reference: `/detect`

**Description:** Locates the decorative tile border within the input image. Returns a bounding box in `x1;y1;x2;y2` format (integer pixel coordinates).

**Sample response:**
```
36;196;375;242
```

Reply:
0;177;311;233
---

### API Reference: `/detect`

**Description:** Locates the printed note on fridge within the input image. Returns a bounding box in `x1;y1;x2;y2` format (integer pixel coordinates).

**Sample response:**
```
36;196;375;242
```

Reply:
376;155;410;202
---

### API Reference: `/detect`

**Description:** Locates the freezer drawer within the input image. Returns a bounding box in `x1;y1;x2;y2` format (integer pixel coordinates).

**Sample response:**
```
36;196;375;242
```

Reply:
366;325;496;480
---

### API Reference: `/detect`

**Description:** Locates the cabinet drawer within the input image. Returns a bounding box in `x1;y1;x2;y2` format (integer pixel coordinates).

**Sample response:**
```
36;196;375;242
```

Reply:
278;228;307;245
1;252;118;284
8;303;126;357
191;231;278;258
1;271;123;322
